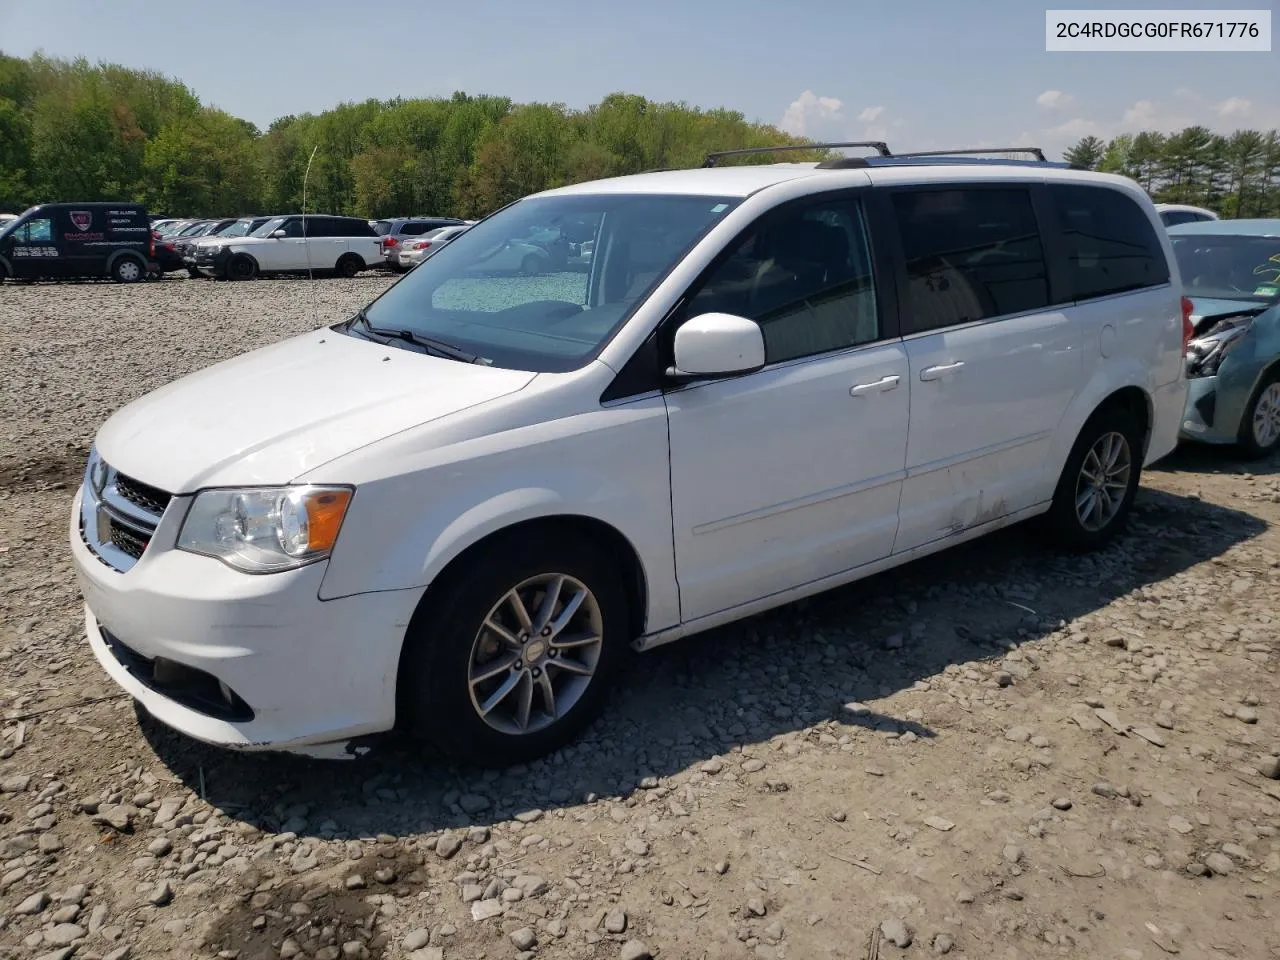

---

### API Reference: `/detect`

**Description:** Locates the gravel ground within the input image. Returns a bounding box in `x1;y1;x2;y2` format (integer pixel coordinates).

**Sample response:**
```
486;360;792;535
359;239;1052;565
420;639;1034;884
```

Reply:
1;276;1279;960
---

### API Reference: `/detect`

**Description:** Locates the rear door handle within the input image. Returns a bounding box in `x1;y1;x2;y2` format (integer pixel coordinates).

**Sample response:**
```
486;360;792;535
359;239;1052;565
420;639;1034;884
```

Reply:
919;361;964;381
849;375;901;397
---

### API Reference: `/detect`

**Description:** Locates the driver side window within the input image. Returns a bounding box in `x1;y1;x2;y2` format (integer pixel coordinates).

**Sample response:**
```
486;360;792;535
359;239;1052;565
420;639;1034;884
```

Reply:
682;197;879;365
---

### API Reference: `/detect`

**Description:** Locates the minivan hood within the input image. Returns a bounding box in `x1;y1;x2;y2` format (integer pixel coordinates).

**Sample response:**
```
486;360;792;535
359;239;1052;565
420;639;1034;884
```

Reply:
94;328;537;493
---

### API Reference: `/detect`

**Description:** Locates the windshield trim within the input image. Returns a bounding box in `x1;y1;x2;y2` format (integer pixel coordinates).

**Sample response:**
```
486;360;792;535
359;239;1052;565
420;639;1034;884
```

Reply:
347;192;741;373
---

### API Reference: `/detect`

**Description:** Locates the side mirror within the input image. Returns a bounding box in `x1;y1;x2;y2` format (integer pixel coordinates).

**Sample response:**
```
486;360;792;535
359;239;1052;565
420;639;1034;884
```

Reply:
669;313;765;380
271;229;287;239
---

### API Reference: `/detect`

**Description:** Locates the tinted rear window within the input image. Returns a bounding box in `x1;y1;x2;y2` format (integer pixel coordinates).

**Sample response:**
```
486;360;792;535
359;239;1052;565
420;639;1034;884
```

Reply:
1049;184;1170;300
892;187;1052;333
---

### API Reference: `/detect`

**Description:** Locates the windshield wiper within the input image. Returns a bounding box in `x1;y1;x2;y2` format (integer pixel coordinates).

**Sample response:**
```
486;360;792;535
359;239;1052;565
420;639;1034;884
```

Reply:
350;309;484;364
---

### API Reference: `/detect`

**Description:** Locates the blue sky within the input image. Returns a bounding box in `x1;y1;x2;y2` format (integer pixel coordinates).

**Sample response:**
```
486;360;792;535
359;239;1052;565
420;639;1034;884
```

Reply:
1;0;1276;159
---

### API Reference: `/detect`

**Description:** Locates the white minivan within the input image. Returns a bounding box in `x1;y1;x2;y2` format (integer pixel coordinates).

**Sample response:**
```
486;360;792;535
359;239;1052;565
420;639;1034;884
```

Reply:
70;146;1190;765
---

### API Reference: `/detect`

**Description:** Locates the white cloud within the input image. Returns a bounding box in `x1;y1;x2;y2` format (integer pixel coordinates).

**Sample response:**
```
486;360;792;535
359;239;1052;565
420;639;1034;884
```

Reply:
779;90;846;138
1036;90;1074;110
857;105;885;123
1122;99;1156;125
1215;97;1251;118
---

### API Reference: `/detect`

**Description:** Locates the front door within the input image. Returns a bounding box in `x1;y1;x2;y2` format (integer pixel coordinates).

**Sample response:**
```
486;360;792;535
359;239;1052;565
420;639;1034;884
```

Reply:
887;185;1082;554
259;217;309;270
665;193;909;623
9;215;65;279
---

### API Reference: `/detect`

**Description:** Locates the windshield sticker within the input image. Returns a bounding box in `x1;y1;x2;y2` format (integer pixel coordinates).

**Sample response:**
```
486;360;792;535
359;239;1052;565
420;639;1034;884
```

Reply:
1255;284;1278;297
710;203;728;213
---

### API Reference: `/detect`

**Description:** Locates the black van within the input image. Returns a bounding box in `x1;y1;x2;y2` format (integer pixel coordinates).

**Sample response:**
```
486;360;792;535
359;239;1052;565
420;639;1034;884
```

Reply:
0;202;156;283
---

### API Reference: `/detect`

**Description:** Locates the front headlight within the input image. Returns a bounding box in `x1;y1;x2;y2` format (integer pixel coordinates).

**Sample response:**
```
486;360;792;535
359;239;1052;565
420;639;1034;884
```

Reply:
1186;323;1249;378
177;485;353;573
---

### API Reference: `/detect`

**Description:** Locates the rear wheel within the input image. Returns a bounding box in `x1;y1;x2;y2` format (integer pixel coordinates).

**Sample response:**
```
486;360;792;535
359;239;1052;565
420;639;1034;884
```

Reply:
335;254;363;278
0;261;9;283
227;254;258;281
1237;370;1280;459
111;256;144;284
1042;406;1144;551
398;532;629;767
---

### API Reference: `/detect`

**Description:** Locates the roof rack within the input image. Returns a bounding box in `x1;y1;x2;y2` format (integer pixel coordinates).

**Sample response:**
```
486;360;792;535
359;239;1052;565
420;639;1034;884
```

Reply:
891;147;1048;161
702;141;891;167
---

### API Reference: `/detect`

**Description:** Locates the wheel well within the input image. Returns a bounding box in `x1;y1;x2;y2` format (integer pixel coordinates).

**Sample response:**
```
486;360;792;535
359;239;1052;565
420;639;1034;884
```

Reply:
1093;386;1152;456
409;515;648;643
394;515;649;728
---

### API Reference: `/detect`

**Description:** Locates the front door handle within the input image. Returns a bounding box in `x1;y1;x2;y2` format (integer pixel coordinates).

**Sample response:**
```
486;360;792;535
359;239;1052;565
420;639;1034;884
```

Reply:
919;361;964;381
850;375;901;397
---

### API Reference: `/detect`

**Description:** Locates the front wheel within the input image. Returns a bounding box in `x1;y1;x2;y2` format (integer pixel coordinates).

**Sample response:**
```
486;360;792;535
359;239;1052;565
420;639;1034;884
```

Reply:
398;532;629;767
1042;407;1143;551
111;256;144;283
1237;371;1280;460
226;254;258;281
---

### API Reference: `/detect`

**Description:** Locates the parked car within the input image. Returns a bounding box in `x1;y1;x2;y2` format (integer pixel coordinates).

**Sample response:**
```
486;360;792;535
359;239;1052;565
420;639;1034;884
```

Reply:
1155;203;1219;227
375;217;468;270
192;214;380;280
0;202;156;283
1170;218;1280;457
171;218;241;273
395;224;472;270
181;216;277;275
71;145;1187;765
152;219;214;273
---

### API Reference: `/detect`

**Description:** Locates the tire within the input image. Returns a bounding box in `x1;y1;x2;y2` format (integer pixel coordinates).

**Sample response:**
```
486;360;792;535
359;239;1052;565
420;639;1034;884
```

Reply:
0;261;9;283
227;254;258;281
1236;368;1280;460
520;253;543;276
186;267;201;279
335;254;363;278
398;531;629;767
111;256;144;284
1042;405;1144;551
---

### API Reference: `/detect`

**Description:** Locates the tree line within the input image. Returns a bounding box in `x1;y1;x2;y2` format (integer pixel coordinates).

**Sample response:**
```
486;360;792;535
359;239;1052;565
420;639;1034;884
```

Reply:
0;52;819;220
1064;128;1280;217
7;53;1278;222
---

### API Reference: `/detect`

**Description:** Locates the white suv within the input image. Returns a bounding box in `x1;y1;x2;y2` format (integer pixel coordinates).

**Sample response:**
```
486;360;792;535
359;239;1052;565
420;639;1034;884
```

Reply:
192;214;381;280
71;146;1189;765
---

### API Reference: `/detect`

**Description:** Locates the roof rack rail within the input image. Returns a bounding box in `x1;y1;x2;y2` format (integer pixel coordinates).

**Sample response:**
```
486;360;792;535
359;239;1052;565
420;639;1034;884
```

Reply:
702;141;891;167
890;147;1049;162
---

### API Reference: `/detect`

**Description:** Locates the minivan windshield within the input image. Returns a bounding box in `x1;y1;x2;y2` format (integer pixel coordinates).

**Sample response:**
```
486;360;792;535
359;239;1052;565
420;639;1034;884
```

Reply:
1171;233;1280;303
356;193;741;371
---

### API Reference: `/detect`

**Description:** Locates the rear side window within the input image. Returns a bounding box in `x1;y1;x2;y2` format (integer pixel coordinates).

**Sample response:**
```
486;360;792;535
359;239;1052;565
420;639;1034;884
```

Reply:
401;222;431;236
893;188;1051;334
1050;184;1170;300
344;218;376;237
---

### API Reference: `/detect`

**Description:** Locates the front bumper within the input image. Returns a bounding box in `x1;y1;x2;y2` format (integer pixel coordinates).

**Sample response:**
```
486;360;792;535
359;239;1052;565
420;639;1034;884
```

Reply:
1179;375;1235;445
69;484;423;756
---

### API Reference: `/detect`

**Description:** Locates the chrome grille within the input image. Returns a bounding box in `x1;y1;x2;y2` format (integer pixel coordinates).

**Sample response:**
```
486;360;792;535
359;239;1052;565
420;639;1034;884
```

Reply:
79;451;171;573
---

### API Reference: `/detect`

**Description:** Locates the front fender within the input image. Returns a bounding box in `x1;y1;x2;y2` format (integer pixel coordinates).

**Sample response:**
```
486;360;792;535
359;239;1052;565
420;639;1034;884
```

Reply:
1215;305;1280;433
313;396;679;632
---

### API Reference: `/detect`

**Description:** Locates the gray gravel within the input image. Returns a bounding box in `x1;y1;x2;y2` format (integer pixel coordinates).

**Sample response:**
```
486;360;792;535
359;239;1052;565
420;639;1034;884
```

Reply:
0;275;1278;959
